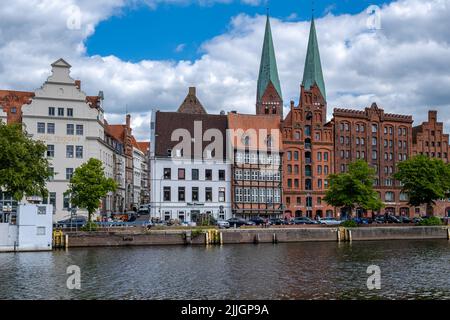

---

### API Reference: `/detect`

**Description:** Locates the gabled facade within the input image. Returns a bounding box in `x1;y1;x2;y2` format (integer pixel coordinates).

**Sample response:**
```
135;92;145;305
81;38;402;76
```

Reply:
228;113;284;218
150;88;232;223
281;18;334;219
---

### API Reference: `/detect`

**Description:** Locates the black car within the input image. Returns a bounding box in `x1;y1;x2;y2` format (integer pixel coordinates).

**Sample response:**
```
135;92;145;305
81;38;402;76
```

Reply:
249;217;267;225
54;216;87;228
374;216;386;224
386;215;401;223
396;216;411;223
227;218;253;228
269;218;285;225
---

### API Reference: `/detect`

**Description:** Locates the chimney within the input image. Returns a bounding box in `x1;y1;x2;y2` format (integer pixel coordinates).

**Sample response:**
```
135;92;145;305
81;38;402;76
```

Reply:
189;87;196;95
75;80;81;89
290;100;295;109
126;114;131;128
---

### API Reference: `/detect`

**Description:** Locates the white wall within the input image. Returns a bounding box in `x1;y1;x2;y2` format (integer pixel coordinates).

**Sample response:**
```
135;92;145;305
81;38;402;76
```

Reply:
150;158;232;222
0;204;52;252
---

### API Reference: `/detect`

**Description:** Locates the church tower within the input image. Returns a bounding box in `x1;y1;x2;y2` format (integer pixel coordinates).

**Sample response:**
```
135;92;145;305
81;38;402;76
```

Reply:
256;14;283;119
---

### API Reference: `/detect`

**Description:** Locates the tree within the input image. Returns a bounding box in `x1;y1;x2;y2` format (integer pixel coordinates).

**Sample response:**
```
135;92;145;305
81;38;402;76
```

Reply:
64;158;117;222
394;155;450;216
0;122;52;201
324;160;383;217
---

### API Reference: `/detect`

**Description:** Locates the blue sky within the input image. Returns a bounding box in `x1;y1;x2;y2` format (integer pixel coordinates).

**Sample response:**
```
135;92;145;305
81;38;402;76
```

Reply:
87;0;394;62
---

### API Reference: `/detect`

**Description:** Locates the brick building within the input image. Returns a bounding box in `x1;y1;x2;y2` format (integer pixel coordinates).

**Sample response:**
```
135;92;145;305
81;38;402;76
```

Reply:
333;104;414;217
228;113;283;218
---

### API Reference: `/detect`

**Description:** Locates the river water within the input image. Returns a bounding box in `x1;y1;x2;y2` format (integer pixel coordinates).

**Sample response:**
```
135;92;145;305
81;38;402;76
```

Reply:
0;240;449;300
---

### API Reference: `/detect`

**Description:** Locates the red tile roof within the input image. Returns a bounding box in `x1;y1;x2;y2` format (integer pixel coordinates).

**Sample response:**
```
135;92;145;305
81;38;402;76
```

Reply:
0;90;34;123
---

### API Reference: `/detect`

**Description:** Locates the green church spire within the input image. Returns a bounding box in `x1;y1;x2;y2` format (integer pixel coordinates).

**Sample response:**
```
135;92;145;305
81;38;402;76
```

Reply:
302;18;326;100
257;14;282;104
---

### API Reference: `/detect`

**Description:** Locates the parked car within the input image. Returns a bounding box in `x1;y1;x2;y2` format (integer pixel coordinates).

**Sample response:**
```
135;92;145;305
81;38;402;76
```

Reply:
387;215;401;223
396;216;411;223
227;218;254;228
352;217;371;225
217;220;230;229
269;218;285;225
318;217;342;226
54;216;87;228
292;217;317;225
249;217;267;225
374;216;386;224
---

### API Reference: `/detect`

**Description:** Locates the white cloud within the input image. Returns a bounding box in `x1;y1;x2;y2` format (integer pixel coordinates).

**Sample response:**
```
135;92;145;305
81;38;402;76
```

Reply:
175;43;186;53
1;0;450;141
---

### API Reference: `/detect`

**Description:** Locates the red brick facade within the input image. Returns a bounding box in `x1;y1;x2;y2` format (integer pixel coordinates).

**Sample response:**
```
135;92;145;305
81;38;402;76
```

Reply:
281;85;334;219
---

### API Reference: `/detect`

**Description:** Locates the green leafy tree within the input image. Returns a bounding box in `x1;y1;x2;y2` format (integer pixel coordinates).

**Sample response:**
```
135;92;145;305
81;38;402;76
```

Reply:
394;155;450;216
0;122;52;201
324;160;383;217
64;158;117;222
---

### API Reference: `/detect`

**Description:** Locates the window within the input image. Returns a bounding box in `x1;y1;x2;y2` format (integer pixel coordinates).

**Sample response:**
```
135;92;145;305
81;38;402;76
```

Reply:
306;196;313;207
67;124;74;135
324;165;329;175
11;107;17;114
356;137;360;145
36;227;46;236
324;152;328;161
317;197;322;205
294;165;299;174
58;108;64;116
234;169;242;180
372;124;378;133
66;145;74;158
235;188;243;202
294;151;299;161
48;107;55;116
76;125;83;135
219;188;226;202
287;151;292;161
66;168;74;180
287;165;292;174
75;146;83;158
178;168;185;180
192;169;199;180
294;179;299;188
372;150;377;160
361;138;365;145
67;108;73;117
46;123;55;134
163;187;171;201
317;165;322;175
178;187;185;202
63;195;70;209
385;192;395;202
296;197;301;205
294;131;300;140
49;192;56;208
219;170;225;181
192;187;199;201
163;168;171;180
318;179;322;188
37;122;45;133
305;125;311;136
205;188;213;202
47;145;55;158
317;152;322;161
400;193;409;201
372;137;377;146
287;179;292;188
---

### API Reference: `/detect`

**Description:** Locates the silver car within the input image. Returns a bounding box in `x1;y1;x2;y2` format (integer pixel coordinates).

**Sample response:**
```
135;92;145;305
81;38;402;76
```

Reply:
318;217;342;226
217;220;230;229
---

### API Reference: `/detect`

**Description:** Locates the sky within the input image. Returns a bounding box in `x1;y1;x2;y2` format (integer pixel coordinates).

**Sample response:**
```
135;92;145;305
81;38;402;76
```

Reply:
0;0;449;141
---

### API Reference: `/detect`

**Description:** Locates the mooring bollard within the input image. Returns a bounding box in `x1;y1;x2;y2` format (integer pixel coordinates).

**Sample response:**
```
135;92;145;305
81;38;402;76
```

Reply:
220;232;223;245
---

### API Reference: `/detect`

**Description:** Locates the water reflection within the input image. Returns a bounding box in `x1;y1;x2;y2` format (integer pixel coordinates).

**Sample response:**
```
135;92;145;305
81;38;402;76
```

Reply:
0;240;449;300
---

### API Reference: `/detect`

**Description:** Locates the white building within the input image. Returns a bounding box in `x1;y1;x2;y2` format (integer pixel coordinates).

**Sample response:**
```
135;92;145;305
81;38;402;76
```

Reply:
21;59;119;221
149;89;232;223
0;204;53;252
